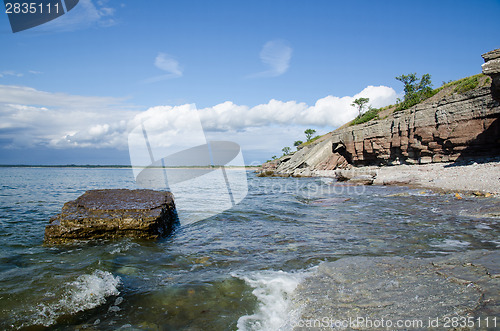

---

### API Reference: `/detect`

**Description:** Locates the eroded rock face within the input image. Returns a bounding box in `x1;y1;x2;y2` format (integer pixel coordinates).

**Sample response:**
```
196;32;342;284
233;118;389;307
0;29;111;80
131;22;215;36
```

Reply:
482;48;500;101
44;189;178;244
270;79;499;177
261;49;500;178
333;86;500;167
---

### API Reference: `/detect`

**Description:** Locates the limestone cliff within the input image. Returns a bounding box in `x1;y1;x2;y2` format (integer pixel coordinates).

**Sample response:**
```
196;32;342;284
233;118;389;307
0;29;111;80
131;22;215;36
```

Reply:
262;49;500;177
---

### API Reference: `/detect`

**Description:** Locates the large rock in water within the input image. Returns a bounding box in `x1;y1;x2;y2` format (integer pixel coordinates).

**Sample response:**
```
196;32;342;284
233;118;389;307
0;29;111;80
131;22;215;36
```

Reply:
44;189;178;244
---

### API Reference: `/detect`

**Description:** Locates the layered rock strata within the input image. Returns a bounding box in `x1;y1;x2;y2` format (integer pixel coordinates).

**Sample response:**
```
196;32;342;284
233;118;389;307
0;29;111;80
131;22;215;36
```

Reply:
44;189;178;244
482;48;500;101
265;50;500;178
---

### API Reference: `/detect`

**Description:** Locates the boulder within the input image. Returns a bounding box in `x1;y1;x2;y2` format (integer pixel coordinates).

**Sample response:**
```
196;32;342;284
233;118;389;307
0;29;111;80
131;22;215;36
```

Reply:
44;189;178;244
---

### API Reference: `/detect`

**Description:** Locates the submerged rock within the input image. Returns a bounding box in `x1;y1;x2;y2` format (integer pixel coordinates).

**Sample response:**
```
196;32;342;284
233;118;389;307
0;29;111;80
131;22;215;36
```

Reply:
44;189;178;244
291;250;500;331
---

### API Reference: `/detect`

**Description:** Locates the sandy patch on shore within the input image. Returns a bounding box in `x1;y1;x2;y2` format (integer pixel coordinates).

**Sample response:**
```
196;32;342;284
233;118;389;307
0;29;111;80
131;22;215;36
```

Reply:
371;161;500;194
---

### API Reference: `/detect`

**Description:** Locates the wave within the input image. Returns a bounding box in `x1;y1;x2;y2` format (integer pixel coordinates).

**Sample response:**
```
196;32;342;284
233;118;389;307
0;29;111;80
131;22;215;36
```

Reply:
233;269;314;331
26;270;121;327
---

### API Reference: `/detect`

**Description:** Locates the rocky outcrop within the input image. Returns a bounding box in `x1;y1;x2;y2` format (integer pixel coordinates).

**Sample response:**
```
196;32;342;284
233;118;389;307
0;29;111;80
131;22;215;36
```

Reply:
482;48;500;101
333;86;499;166
44;189;178;244
264;50;500;178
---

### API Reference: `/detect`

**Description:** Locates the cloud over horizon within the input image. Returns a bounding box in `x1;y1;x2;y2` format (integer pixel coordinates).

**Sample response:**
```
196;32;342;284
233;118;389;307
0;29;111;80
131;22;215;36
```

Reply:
0;84;397;162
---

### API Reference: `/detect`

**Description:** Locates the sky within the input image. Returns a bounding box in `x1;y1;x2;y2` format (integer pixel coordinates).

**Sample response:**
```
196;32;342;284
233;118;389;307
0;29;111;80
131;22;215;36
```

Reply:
0;0;499;165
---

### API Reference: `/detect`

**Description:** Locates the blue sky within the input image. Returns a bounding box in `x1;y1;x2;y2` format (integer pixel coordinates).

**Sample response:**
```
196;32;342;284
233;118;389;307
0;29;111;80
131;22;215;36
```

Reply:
0;0;499;165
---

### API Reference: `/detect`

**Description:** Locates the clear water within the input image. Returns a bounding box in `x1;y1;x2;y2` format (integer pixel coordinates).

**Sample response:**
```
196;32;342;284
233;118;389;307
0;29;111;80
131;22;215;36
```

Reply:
0;167;498;330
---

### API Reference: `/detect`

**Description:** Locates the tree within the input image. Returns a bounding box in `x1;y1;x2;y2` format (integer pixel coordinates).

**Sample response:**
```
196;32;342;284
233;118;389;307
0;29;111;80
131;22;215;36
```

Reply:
395;73;433;111
282;147;291;155
294;140;303;149
304;129;316;141
351;97;370;116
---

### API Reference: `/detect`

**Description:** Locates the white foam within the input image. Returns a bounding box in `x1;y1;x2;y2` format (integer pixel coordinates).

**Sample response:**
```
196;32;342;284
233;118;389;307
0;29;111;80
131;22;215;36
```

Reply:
234;270;311;331
431;239;471;249
108;239;138;255
29;270;121;327
475;223;492;230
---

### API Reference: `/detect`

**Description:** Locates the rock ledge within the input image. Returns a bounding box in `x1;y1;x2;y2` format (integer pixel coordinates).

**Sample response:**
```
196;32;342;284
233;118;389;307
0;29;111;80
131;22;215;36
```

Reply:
44;189;178;244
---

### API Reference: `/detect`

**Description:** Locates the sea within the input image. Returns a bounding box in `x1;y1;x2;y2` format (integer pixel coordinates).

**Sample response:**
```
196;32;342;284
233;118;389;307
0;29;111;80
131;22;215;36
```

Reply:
0;167;499;330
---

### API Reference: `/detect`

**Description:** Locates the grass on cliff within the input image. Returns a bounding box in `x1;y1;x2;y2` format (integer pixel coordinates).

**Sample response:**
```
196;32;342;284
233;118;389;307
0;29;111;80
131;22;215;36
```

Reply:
300;135;322;147
393;73;487;113
433;73;485;95
350;107;382;126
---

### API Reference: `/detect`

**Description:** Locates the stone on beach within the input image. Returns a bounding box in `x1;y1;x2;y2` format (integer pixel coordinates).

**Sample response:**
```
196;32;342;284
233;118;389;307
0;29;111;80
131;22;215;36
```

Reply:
44;189;178;244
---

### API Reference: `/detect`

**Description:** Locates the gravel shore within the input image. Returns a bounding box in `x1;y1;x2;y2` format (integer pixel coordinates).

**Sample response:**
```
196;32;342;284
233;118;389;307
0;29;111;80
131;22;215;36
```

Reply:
324;159;500;194
371;160;500;194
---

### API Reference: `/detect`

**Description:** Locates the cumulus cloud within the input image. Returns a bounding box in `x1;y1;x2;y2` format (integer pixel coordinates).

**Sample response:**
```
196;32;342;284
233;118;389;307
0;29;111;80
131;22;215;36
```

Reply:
0;84;397;163
143;53;183;83
0;85;134;149
248;40;292;78
198;85;396;130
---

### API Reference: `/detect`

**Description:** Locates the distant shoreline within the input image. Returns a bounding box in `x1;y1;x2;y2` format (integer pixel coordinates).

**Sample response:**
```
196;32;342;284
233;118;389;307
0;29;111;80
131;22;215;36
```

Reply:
0;164;260;170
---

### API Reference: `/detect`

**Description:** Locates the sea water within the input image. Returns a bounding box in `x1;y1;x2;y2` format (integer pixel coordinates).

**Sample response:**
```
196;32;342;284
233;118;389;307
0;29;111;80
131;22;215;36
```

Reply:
0;167;498;329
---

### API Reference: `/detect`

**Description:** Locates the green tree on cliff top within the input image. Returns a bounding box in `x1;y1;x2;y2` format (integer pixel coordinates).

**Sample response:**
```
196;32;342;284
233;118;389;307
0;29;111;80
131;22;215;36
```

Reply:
304;129;316;141
351;97;370;116
395;73;433;111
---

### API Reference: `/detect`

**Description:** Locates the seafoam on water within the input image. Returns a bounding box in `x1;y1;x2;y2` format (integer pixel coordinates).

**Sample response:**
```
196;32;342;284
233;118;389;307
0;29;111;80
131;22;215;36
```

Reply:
26;270;121;327
234;269;315;331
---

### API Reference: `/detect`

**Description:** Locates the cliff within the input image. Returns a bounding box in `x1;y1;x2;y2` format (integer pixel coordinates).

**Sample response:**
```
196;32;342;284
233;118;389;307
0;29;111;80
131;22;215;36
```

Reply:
262;49;500;178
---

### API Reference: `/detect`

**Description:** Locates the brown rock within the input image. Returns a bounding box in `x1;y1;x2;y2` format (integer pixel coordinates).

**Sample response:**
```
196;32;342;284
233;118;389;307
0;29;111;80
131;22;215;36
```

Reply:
44;189;178;244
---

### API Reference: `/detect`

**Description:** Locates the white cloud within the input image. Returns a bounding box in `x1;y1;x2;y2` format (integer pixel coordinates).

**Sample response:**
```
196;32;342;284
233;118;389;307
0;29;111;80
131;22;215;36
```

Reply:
0;85;135;149
0;85;123;108
198;85;396;130
0;84;397;163
34;0;117;32
143;53;183;83
0;71;23;78
248;40;292;78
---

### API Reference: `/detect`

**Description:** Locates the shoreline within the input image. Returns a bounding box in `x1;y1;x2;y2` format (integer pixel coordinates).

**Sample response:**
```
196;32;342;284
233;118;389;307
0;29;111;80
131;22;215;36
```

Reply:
308;159;500;195
370;161;500;194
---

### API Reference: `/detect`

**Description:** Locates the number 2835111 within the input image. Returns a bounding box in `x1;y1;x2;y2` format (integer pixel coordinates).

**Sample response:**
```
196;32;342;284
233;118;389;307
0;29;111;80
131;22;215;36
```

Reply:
5;2;61;14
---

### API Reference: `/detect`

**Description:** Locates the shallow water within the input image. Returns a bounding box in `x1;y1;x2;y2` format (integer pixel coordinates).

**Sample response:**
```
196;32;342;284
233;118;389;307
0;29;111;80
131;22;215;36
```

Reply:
0;167;498;329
